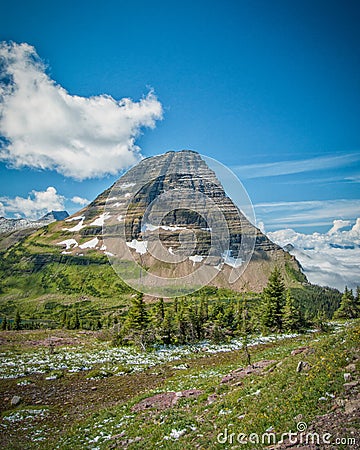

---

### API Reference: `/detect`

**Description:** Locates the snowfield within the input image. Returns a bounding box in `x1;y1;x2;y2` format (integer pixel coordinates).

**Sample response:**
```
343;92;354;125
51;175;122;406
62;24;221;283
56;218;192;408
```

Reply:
57;239;78;249
63;218;86;232
90;212;112;227
126;239;148;255
79;237;99;249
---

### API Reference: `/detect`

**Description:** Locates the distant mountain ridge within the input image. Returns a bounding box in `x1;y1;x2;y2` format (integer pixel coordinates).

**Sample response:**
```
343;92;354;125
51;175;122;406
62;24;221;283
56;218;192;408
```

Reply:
0;210;69;234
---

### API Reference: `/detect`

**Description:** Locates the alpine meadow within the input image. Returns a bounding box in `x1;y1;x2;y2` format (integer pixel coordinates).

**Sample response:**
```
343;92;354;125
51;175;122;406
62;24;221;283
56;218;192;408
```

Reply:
1;1;360;449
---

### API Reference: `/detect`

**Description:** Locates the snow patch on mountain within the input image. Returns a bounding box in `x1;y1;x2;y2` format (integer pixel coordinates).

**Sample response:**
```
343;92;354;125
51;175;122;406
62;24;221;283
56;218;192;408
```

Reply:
126;239;148;255
64;218;85;232
90;212;111;227
189;255;204;265
79;237;99;249
65;215;85;222
58;239;78;250
119;182;136;190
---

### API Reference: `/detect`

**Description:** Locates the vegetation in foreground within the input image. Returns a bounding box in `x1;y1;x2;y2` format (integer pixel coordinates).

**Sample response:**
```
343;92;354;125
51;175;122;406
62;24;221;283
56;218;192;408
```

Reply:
1;232;359;448
0;320;358;449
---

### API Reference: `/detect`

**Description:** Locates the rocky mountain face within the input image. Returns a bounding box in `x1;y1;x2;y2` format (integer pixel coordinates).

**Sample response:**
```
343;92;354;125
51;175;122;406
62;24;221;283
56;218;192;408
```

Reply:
42;150;305;294
0;210;69;234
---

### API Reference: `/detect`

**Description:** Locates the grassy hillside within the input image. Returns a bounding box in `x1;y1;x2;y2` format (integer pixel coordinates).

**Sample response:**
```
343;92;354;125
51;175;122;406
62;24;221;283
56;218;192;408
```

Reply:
0;229;341;330
0;321;358;449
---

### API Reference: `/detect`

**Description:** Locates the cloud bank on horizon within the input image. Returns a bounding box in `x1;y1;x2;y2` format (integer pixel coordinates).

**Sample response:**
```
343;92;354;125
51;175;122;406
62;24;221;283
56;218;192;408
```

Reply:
0;186;90;219
0;186;65;219
267;219;360;292
0;42;163;179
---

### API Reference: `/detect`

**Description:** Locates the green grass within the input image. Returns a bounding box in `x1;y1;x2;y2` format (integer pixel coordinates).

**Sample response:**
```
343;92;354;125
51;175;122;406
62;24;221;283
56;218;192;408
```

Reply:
1;321;357;449
63;322;358;449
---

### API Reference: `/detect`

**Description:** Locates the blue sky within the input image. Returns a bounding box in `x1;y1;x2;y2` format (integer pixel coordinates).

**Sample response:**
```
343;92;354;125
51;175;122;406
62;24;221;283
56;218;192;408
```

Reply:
0;0;359;233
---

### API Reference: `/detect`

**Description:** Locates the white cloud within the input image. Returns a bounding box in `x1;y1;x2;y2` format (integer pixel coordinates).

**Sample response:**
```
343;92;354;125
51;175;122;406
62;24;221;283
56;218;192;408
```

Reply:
328;219;351;235
233;154;359;179
71;196;89;206
0;41;163;180
267;219;360;291
0;186;65;219
345;174;360;183
352;218;360;233
256;220;266;234
254;199;360;230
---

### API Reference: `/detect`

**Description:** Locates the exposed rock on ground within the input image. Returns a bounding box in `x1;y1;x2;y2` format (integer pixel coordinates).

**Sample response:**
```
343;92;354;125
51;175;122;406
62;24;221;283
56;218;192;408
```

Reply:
271;358;360;449
131;388;203;412
220;359;277;384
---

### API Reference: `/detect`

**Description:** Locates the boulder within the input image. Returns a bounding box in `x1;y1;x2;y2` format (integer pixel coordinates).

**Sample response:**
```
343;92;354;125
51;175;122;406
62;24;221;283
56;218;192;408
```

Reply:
10;395;21;406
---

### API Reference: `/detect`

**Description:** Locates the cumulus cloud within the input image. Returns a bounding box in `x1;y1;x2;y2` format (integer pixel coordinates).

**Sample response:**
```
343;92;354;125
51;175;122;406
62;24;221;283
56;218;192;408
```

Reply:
352;218;360;233
256;220;266;234
267;220;360;291
71;196;89;206
328;219;351;235
0;186;66;219
0;41;163;179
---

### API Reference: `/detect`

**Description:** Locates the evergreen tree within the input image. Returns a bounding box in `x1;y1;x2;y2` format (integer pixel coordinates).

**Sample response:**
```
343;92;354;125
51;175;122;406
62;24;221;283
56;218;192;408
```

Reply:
73;310;81;329
314;309;330;332
174;297;179;314
1;317;7;331
123;293;151;349
234;298;244;333
174;299;189;344
153;298;165;329
61;311;68;328
199;296;209;323
107;315;112;328
13;310;22;331
240;302;252;366
158;298;165;320
160;310;174;345
236;297;252;334
187;300;201;340
261;267;285;332
282;290;303;332
333;286;359;319
65;313;72;329
127;293;149;331
223;300;236;331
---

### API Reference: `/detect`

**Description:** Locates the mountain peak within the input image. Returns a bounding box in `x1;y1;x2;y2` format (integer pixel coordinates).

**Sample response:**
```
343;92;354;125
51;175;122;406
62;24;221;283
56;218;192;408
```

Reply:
44;151;304;295
40;210;69;222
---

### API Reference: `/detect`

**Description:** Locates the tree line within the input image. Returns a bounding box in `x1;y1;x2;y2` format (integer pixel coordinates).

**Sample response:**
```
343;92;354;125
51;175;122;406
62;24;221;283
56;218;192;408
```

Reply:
2;268;359;347
108;268;358;348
